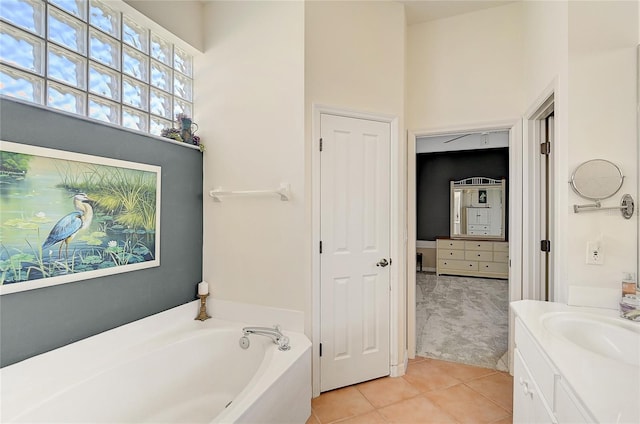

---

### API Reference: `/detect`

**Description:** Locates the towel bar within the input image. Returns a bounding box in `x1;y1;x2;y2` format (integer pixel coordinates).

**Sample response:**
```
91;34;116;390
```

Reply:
209;183;290;202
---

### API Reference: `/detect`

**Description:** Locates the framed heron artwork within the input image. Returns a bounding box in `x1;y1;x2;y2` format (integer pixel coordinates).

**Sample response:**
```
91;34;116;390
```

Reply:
0;140;161;295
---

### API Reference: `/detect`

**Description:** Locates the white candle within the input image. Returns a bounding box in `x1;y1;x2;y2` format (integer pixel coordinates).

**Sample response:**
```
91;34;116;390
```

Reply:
198;281;209;296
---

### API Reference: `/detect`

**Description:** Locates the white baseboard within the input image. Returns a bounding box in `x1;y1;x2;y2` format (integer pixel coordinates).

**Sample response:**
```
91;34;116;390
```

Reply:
416;240;436;249
390;350;409;377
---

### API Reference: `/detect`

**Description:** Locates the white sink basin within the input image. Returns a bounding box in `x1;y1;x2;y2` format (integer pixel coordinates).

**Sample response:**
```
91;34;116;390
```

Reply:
541;312;640;367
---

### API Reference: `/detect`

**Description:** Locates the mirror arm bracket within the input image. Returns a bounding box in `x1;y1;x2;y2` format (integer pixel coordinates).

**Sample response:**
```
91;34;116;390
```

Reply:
573;200;601;212
573;194;635;219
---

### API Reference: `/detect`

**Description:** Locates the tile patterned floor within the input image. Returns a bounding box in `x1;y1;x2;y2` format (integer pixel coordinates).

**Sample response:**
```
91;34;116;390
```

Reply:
307;356;513;424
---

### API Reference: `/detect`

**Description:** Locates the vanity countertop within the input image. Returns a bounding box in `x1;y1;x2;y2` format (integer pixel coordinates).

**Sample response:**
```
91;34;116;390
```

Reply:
511;300;640;423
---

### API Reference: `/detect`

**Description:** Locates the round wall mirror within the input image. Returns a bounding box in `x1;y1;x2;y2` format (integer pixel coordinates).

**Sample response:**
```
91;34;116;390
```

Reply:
570;159;624;200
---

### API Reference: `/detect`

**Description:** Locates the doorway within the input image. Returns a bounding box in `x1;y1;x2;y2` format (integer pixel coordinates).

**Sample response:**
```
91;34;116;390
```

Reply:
415;131;510;370
527;95;555;301
407;121;521;372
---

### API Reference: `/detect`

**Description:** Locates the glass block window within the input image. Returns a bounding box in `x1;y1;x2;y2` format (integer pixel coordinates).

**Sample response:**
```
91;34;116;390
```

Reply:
0;0;194;137
2;0;46;35
48;6;86;53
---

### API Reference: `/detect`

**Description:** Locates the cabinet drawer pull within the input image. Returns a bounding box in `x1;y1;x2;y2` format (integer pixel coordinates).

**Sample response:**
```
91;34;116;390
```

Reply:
519;377;535;398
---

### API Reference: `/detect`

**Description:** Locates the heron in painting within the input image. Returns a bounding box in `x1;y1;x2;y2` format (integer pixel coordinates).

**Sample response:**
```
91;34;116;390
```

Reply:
42;193;94;258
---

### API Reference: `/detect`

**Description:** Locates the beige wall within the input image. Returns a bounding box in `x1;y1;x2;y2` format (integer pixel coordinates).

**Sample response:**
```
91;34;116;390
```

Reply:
124;0;205;51
416;247;436;270
406;2;524;130
522;0;569;107
565;1;638;297
304;1;405;117
521;0;638;301
197;1;306;313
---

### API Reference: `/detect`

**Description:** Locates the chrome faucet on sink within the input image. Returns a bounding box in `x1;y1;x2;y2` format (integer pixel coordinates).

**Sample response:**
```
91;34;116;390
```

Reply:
241;325;291;351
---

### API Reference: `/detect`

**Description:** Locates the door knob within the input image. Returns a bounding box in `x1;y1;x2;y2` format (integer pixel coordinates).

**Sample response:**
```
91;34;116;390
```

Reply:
376;258;389;267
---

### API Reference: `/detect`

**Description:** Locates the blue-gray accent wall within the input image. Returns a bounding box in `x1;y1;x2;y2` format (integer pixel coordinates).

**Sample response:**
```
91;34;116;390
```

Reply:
0;98;203;367
416;148;509;241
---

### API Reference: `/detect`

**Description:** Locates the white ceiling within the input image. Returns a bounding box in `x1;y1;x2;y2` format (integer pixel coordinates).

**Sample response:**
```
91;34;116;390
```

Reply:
399;0;517;25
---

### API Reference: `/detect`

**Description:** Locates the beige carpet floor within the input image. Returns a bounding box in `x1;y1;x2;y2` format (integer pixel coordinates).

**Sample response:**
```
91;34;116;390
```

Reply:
416;272;509;371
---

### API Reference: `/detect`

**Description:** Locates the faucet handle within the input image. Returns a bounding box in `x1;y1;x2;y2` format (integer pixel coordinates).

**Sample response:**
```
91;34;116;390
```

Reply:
277;335;291;351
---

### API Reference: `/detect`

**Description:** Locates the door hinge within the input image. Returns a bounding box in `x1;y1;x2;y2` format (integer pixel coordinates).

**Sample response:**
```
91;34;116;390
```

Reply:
541;240;551;252
319;343;323;357
319;240;323;254
319;137;323;152
540;142;551;155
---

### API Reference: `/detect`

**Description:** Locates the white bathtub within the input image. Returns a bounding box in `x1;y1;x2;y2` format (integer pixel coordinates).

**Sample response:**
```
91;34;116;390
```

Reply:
0;300;312;423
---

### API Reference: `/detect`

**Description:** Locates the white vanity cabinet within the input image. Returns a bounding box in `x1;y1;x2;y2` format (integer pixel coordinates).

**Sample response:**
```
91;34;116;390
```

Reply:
555;379;593;423
512;300;639;424
514;317;593;424
513;349;556;423
514;318;557;423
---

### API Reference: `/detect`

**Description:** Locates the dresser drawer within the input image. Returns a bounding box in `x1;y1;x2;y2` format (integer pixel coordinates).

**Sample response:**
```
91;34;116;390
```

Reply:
493;242;509;253
438;259;478;271
464;241;493;251
437;240;509;278
479;261;508;274
437;239;465;250
468;224;491;231
468;230;492;236
438;249;465;260
493;251;509;263
465;250;493;261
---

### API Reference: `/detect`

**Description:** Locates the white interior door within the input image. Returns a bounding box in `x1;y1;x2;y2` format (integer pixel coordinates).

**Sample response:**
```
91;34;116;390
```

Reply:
319;113;391;392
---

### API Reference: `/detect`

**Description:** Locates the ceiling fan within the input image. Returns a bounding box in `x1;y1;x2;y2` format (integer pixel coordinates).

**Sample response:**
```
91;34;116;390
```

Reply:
443;131;491;143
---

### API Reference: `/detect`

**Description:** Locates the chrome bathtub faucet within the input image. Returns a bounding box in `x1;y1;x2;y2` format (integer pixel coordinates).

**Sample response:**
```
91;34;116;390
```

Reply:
241;325;291;351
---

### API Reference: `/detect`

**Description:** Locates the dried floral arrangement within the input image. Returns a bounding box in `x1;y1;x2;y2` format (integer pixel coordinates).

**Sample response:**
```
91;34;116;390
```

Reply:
161;114;204;152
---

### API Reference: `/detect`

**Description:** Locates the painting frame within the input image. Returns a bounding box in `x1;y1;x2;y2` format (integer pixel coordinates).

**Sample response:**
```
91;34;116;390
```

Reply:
478;189;487;204
0;140;161;295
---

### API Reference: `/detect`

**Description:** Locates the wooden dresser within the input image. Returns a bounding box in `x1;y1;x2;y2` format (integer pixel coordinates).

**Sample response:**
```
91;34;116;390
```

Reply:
436;239;508;279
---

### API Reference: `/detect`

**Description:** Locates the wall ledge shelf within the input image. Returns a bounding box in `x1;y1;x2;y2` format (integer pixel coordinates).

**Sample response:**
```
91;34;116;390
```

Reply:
209;183;291;202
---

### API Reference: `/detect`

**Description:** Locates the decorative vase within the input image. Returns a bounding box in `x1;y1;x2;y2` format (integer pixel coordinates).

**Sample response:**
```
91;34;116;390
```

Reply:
180;118;193;144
